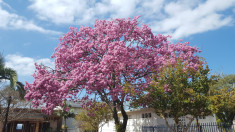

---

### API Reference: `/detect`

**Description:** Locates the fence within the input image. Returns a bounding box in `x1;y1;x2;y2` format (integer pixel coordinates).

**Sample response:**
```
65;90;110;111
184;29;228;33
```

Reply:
142;122;235;132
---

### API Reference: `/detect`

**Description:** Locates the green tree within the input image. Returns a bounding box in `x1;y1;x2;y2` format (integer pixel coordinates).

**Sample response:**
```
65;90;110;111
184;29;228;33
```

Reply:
133;60;212;132
209;74;235;129
75;102;112;132
54;101;75;132
0;54;26;131
0;54;25;98
0;55;17;89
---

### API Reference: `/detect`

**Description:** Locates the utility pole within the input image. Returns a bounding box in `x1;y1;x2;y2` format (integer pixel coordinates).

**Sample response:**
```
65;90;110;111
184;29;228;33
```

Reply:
3;96;12;132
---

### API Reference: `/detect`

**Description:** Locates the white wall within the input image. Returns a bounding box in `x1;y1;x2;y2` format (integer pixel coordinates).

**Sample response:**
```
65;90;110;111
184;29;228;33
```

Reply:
99;109;217;132
63;117;80;132
62;104;81;132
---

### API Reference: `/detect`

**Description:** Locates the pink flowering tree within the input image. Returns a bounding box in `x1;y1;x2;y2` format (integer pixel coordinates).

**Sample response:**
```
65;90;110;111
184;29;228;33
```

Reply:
25;16;201;132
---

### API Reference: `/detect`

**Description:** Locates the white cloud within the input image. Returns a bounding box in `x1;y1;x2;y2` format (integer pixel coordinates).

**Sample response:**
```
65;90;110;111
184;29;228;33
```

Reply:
150;0;235;39
28;0;235;38
28;0;141;25
29;0;92;25
5;54;54;76
0;2;62;35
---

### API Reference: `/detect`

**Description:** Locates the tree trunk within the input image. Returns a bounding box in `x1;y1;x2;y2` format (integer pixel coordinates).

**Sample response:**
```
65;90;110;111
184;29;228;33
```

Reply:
119;101;128;132
64;117;67;132
112;101;128;132
182;117;194;132
163;116;176;132
112;101;119;124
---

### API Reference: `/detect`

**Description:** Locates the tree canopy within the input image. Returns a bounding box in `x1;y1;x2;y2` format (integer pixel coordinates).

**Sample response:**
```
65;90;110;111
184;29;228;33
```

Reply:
0;54;17;89
25;17;202;132
209;74;235;127
75;101;112;132
133;60;212;132
0;55;27;131
0;54;25;99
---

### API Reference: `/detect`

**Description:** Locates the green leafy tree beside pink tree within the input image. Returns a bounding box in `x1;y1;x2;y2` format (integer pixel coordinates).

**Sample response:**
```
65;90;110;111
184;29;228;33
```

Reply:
132;60;212;132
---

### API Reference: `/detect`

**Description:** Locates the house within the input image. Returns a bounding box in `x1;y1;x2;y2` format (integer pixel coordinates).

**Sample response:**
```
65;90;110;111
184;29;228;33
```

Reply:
0;108;62;132
99;108;216;132
0;101;82;132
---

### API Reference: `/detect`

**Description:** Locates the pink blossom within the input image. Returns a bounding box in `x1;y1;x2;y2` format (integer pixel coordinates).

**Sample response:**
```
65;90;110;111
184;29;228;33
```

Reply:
24;16;202;114
164;84;171;92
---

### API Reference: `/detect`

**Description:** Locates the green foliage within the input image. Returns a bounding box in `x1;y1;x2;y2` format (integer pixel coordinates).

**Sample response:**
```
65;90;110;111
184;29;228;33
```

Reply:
133;60;212;132
54;101;75;118
0;55;26;124
75;102;112;132
54;101;75;132
55;106;75;120
115;122;124;132
0;55;17;89
209;74;235;126
0;54;25;99
16;82;26;99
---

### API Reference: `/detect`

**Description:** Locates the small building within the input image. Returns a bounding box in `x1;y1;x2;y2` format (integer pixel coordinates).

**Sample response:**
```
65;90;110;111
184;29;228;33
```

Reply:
0;101;82;132
99;108;216;132
0;108;62;132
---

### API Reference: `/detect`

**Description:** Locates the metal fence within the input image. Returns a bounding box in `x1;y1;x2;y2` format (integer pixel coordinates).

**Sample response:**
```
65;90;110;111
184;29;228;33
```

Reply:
142;122;235;132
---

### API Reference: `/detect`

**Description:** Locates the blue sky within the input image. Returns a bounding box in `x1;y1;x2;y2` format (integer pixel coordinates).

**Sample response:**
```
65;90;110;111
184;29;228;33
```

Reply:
1;0;235;83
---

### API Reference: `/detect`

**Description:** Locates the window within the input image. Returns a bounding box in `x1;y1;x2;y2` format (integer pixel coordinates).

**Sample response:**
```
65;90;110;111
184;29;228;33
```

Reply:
198;116;205;119
164;113;173;118
164;113;168;118
16;124;23;130
142;113;152;118
145;113;148;118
